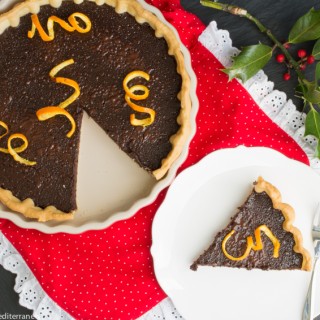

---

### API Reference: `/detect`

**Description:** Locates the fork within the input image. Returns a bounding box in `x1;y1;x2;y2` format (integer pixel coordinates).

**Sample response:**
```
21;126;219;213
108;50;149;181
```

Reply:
302;204;320;320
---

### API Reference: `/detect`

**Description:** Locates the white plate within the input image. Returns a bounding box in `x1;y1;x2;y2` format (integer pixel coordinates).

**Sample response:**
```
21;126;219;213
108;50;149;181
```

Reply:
0;0;198;234
151;146;320;320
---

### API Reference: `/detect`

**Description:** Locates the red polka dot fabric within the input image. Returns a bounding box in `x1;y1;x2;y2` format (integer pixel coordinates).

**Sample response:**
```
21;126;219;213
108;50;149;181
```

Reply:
0;0;309;319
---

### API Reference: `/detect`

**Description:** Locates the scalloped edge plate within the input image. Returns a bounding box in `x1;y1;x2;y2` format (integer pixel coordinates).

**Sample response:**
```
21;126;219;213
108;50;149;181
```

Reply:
151;146;319;320
0;0;198;234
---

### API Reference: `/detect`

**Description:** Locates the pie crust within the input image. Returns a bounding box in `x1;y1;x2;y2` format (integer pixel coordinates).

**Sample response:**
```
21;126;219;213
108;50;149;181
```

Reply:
0;0;192;221
254;176;311;271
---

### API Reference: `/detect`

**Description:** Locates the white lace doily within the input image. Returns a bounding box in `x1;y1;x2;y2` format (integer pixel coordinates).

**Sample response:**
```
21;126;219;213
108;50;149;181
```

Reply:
0;232;73;320
1;12;320;320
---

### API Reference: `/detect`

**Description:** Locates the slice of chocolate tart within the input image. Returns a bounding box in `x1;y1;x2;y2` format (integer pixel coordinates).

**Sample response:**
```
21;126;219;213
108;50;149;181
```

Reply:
190;177;311;271
0;0;191;221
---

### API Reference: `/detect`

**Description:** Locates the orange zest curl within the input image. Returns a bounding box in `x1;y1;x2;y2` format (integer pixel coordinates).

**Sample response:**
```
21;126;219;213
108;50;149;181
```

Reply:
123;71;150;99
36;59;80;138
123;71;155;127
36;107;76;138
125;90;155;127
67;13;92;33
251;225;280;257
0;122;36;166
0;121;9;140
222;225;280;261
49;59;80;110
222;230;253;261
28;12;91;41
8;134;37;166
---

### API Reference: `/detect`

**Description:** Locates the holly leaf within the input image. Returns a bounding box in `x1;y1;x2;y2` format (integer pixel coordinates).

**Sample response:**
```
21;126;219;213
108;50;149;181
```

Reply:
301;79;320;104
305;108;320;138
295;83;305;97
222;44;272;83
312;39;320;60
289;8;320;43
305;108;320;157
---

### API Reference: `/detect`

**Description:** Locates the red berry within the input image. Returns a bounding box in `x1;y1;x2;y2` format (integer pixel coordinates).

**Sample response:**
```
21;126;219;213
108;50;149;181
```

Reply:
297;49;307;58
300;63;307;70
276;54;285;63
307;55;315;64
283;43;290;49
283;72;291;81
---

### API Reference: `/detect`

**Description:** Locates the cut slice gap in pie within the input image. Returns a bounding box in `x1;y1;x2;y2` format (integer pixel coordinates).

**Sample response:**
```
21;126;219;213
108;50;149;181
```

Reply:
190;176;312;272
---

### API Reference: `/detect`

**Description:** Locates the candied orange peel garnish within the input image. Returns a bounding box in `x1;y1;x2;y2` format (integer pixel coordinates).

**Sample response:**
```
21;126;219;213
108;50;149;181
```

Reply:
36;107;76;138
36;59;80;138
67;13;92;33
125;90;156;127
252;225;280;257
8;134;37;166
0;121;9;140
123;71;155;127
49;59;80;110
0;122;36;166
28;12;91;41
123;71;150;99
222;225;280;261
222;230;253;261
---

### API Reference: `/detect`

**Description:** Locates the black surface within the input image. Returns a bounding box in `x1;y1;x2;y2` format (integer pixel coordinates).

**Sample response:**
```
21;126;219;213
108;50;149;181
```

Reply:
0;264;34;317
182;0;320;110
1;0;320;318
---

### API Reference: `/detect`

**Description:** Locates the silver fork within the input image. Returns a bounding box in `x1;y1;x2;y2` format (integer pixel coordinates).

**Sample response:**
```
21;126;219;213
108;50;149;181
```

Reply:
303;204;320;320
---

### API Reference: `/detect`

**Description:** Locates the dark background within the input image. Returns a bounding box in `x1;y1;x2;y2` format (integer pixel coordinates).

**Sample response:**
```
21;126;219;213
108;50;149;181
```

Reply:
1;0;320;318
183;0;320;110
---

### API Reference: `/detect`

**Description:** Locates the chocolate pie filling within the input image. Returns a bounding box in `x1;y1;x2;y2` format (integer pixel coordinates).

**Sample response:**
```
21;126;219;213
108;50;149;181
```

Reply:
0;2;181;212
190;190;303;271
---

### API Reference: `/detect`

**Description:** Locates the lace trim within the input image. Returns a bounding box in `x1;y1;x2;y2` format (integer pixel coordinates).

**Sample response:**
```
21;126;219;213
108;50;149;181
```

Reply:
0;231;74;320
199;21;320;173
138;297;183;320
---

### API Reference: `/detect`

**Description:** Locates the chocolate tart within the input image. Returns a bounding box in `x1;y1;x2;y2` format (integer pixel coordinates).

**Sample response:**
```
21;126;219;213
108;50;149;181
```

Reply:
190;177;311;271
0;0;191;221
